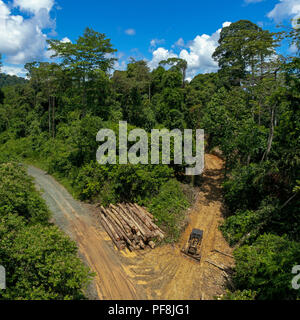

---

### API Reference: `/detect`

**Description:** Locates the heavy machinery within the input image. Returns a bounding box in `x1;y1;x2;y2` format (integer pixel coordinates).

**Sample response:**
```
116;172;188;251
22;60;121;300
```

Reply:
181;229;203;262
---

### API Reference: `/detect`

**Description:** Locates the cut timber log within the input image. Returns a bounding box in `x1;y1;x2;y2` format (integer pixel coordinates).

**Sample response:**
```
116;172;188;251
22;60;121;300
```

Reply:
132;204;154;226
212;249;234;259
106;209;134;248
205;259;227;272
109;205;132;235
128;204;156;232
148;241;156;249
106;207;132;239
132;204;165;239
101;214;121;242
100;217;123;250
112;204;138;234
103;207;125;232
98;202;164;251
134;203;154;219
128;204;152;230
139;240;146;250
125;204;151;241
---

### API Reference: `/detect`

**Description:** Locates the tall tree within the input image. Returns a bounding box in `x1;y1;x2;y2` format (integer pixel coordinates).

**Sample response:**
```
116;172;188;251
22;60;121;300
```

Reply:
159;58;188;87
48;28;117;112
213;20;278;86
25;62;61;138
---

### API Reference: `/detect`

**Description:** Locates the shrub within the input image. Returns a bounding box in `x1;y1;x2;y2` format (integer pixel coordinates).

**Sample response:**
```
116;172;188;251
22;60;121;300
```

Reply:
148;179;190;242
233;234;300;300
0;214;92;300
0;162;50;224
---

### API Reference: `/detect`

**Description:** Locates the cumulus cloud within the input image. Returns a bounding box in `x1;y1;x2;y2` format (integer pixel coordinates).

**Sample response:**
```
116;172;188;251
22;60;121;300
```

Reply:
148;21;232;80
13;0;54;13
1;65;26;77
147;47;177;70
268;0;300;27
0;0;57;65
125;28;136;36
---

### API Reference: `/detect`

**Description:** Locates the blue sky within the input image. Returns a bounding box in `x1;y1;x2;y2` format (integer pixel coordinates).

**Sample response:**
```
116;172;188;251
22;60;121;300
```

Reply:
0;0;299;79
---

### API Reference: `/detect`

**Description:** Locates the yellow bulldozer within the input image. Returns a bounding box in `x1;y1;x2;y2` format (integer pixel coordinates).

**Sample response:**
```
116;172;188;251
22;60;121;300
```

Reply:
181;229;203;262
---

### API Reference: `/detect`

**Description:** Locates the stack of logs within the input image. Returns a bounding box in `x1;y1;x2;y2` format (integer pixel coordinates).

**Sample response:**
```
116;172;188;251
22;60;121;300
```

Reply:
97;203;164;251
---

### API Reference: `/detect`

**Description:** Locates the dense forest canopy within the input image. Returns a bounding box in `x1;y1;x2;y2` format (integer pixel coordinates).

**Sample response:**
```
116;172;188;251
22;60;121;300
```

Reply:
0;54;27;89
0;19;299;300
0;74;27;89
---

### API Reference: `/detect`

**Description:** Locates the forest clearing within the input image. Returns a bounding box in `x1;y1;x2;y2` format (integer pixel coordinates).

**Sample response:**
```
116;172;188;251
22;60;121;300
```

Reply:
27;154;233;300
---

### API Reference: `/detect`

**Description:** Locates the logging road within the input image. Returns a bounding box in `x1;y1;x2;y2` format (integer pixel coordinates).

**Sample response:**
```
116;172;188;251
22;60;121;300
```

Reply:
27;165;146;300
28;154;234;300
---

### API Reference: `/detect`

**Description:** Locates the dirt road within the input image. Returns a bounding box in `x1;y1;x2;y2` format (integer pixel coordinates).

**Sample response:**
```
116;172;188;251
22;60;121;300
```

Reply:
120;154;234;300
28;166;145;300
28;154;234;300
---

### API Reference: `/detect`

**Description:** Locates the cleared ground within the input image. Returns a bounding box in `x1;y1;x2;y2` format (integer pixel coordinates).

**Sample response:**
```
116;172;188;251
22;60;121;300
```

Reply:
28;154;234;300
28;165;144;300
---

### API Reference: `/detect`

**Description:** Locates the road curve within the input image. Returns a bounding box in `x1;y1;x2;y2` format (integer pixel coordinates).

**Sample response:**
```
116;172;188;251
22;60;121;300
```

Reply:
27;165;145;300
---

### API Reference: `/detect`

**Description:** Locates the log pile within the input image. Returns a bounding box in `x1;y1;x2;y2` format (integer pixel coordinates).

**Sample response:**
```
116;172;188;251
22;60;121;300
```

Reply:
97;203;164;251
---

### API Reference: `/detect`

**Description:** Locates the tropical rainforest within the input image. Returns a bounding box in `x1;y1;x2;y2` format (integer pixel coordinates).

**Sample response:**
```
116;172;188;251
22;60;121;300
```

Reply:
0;19;299;300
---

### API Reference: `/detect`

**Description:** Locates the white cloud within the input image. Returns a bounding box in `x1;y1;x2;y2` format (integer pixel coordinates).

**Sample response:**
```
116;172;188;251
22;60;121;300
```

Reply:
150;38;165;50
179;34;219;79
112;52;127;71
1;65;26;77
14;0;54;13
172;38;185;49
147;47;177;70
222;21;232;28
125;28;136;36
289;43;298;53
113;59;127;71
268;0;300;27
61;37;71;43
148;21;232;80
0;0;57;65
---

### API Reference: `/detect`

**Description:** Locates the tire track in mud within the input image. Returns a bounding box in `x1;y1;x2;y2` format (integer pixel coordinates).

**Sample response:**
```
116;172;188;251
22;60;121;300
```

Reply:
120;154;234;300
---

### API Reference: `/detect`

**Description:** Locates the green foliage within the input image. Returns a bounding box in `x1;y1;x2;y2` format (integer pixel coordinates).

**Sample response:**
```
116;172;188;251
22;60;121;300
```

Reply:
213;20;278;86
148;179;190;242
201;87;268;170
0;164;93;300
221;290;257;300
221;199;279;246
0;214;92;300
48;27;116;74
0;73;27;88
159;57;187;87
75;161;174;204
233;234;300;300
222;163;271;213
0;163;50;224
